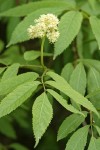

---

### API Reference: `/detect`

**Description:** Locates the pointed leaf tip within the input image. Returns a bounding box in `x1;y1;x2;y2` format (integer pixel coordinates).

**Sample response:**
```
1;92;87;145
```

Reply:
32;92;53;147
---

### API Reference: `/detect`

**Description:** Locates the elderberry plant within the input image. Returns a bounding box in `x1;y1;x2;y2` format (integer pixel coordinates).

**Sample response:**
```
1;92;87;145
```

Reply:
0;0;100;150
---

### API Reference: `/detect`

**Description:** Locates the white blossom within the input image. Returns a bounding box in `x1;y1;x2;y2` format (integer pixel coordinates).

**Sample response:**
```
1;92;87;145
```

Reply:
47;30;60;43
27;13;60;43
35;14;59;30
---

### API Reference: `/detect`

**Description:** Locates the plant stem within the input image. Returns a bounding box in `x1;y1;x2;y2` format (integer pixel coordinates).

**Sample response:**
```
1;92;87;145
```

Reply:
41;69;47;92
90;111;93;136
41;37;45;69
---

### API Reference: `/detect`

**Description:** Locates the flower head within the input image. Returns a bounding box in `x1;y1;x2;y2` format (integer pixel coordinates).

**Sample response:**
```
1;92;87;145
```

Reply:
47;30;60;43
27;13;60;43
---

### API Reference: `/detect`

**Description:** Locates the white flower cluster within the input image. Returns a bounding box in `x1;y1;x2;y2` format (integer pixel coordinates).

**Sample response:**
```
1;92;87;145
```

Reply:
27;14;60;43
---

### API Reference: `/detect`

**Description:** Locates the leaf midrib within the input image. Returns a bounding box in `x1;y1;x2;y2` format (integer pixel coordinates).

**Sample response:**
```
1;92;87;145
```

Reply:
38;93;45;137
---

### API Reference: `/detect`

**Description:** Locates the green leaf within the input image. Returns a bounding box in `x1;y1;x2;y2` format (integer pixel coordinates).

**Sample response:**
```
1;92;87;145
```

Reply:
24;50;53;61
9;143;29;150
47;89;84;116
86;88;100;99
0;0;14;13
1;63;20;81
90;16;100;49
70;63;86;95
61;63;74;82
12;109;30;129
46;71;99;117
57;112;87;141
89;0;100;13
7;17;20;42
65;125;89;150
0;72;39;95
0;118;16;139
69;63;86;110
0;81;40;118
54;11;83;58
32;92;53;147
61;63;74;100
88;137;100;150
7;8;67;47
0;67;6;75
94;125;100;136
87;67;100;109
0;45;26;65
93;111;100;129
79;59;100;73
88;0;99;10
0;1;75;17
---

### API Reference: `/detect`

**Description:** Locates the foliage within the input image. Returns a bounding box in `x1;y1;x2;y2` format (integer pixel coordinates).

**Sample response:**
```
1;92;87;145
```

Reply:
0;0;100;150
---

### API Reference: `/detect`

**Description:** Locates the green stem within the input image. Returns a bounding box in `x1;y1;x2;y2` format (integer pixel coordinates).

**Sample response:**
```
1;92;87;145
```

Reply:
41;69;47;92
41;37;45;69
90;111;93;136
